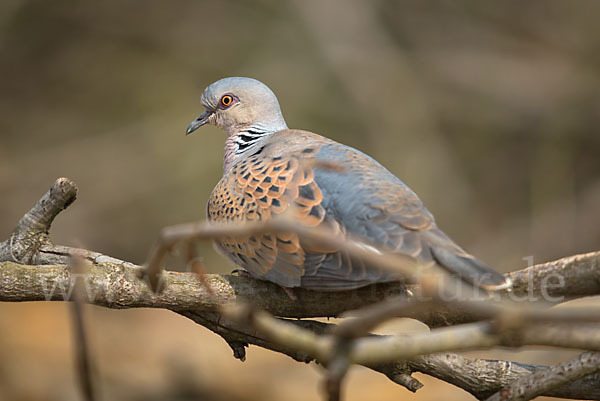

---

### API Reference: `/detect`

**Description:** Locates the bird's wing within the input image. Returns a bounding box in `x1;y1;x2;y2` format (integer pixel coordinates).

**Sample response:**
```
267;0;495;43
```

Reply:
307;142;509;290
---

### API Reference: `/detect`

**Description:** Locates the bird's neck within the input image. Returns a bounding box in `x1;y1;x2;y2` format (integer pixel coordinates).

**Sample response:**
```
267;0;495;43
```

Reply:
223;126;277;172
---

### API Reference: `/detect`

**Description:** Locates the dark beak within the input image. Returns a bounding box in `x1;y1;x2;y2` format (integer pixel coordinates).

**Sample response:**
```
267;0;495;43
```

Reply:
186;111;212;135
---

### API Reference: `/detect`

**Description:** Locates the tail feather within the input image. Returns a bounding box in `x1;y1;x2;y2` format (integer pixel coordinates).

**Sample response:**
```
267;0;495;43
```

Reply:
430;246;512;291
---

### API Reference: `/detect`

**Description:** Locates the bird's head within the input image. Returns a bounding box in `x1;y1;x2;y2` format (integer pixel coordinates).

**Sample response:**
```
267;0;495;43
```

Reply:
186;77;288;136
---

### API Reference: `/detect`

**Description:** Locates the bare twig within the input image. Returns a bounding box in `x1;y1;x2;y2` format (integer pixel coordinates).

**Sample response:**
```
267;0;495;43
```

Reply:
333;295;426;339
141;216;421;292
334;294;600;341
409;353;600;400
221;303;333;360
0;177;77;264
324;349;349;401
69;254;97;401
221;302;600;366
354;322;600;366
485;351;600;401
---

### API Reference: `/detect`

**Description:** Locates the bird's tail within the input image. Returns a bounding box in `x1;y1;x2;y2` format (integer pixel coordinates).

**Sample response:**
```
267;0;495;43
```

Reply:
430;245;512;291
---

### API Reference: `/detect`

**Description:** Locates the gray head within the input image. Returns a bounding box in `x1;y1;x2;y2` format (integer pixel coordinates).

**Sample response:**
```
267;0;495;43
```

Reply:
186;77;288;136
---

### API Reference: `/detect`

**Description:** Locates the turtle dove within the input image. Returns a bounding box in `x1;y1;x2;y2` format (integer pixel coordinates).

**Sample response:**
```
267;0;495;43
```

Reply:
186;77;511;292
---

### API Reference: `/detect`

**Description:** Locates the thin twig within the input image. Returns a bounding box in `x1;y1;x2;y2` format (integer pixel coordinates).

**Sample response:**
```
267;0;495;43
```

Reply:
485;351;600;401
334;293;600;341
141;216;422;292
407;353;600;400
352;322;600;366
69;254;97;401
221;302;600;367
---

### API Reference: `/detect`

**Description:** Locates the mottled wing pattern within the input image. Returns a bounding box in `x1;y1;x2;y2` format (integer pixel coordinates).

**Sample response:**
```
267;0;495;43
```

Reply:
207;146;331;287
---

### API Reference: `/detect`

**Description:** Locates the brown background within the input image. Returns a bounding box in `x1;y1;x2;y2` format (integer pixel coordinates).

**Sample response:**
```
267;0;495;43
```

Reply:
1;1;599;400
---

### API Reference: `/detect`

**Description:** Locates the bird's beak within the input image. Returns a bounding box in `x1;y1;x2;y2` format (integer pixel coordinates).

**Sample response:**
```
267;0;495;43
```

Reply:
186;110;213;135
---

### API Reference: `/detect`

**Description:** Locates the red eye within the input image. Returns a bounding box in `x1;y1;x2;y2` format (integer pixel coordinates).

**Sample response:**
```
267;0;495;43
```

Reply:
220;95;233;107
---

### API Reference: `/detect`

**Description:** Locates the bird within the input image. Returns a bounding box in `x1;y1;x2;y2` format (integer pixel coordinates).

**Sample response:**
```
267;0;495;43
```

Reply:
185;77;511;292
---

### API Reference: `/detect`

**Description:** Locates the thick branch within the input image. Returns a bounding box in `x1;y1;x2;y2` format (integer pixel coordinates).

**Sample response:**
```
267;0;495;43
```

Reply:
508;252;600;300
411;249;600;327
2;253;599;324
0;261;402;318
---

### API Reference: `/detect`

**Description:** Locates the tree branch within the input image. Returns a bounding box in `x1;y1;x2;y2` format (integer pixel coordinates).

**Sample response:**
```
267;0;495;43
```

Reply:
0;177;77;264
0;261;406;318
2;178;600;400
219;303;600;366
411;353;600;400
180;310;600;400
485;351;600;401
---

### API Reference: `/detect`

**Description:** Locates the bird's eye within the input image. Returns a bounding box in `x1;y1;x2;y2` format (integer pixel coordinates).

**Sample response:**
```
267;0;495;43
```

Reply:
220;95;234;108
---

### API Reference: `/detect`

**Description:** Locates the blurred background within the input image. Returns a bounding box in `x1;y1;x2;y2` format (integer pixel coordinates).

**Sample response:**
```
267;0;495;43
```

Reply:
1;0;599;400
